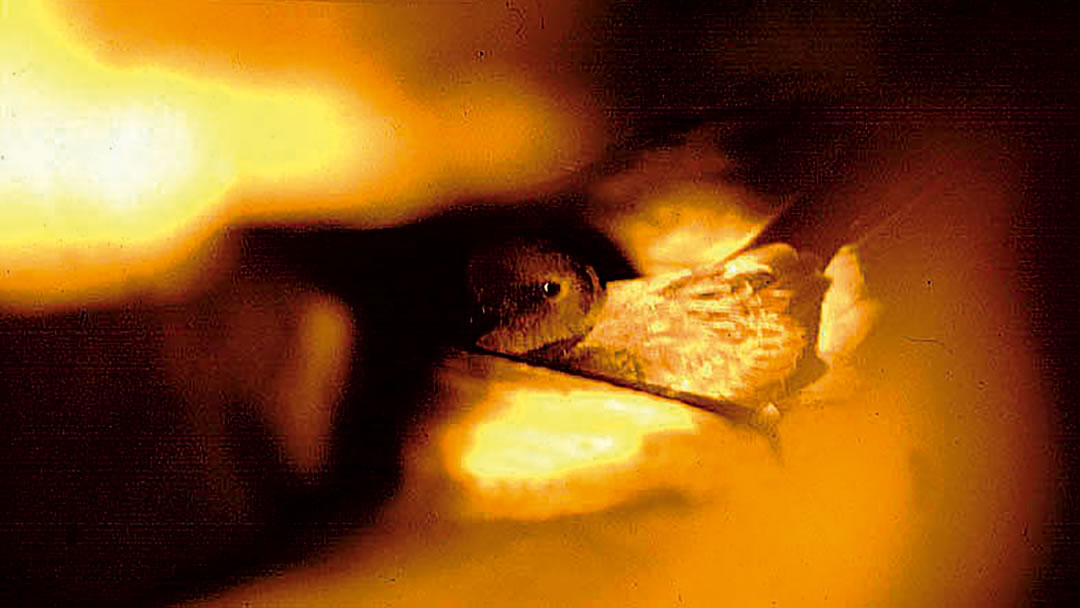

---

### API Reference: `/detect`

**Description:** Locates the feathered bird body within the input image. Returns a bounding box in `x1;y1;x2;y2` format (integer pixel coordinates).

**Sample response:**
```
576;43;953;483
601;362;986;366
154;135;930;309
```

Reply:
563;244;827;404
467;240;832;417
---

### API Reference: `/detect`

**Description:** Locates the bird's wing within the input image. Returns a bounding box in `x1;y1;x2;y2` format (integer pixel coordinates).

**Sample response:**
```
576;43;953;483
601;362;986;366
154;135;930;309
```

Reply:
548;244;830;408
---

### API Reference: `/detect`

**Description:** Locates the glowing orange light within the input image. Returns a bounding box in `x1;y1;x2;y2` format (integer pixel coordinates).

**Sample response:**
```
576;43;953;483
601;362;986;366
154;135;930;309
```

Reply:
0;1;384;306
460;387;697;482
594;182;769;275
434;357;713;520
269;293;354;474
1;0;600;309
816;245;881;366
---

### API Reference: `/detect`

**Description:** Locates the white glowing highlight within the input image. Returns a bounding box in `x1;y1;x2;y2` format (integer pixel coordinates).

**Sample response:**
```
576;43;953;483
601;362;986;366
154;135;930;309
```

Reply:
723;254;771;279
0;95;196;213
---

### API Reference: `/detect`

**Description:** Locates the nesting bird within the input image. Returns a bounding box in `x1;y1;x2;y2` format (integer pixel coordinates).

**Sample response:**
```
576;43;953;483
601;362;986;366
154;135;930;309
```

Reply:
466;239;832;425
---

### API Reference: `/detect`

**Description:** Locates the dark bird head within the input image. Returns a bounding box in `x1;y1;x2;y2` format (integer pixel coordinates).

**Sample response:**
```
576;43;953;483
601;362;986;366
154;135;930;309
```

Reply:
466;237;605;356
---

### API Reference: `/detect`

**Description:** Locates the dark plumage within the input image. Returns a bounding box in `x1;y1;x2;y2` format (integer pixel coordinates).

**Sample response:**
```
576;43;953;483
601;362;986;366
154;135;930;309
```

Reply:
467;237;605;356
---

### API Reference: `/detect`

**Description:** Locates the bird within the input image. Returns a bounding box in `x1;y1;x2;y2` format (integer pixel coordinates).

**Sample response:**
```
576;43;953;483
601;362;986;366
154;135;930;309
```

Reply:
0;191;875;604
459;176;896;430
465;237;831;429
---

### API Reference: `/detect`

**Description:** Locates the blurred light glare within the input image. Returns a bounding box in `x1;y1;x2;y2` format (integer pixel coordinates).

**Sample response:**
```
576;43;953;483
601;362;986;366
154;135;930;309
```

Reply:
1;99;197;216
0;0;602;308
0;1;387;306
460;388;696;483
594;182;769;275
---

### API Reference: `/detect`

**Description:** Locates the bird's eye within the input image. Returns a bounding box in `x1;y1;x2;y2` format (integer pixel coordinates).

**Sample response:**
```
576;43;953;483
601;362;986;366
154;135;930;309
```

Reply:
466;238;605;355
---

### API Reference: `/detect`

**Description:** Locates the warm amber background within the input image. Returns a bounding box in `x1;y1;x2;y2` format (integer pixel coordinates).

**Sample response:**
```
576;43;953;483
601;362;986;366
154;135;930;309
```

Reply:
192;124;1052;607
1;1;1075;605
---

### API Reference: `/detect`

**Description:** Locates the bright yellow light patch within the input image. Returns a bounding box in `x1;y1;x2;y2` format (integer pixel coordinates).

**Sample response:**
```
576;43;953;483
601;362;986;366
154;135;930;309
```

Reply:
816;245;881;366
0;0;602;308
0;0;383;306
460;387;697;483
597;182;769;275
432;356;717;520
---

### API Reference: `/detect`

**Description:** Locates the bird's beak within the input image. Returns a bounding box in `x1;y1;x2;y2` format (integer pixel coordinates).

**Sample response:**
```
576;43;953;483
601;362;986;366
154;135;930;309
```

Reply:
496;244;833;429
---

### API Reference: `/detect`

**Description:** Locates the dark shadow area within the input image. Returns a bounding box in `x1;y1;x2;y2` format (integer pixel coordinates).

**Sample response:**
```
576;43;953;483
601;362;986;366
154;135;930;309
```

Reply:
0;203;635;606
